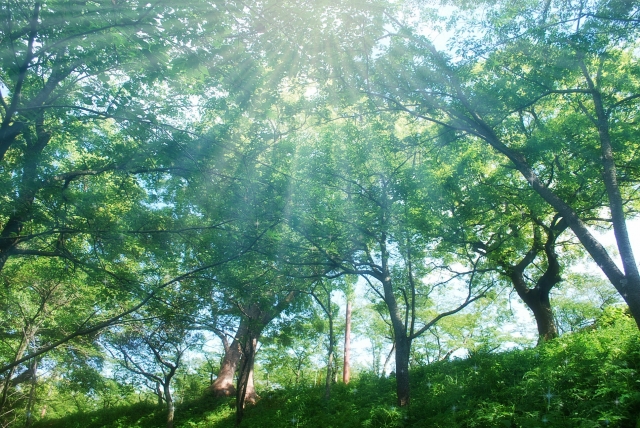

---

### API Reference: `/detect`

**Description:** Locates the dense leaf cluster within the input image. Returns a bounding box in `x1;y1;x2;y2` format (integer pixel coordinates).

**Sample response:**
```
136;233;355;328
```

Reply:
1;0;640;425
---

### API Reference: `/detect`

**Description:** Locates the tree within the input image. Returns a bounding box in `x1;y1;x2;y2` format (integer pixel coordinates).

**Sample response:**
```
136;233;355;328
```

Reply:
307;279;341;400
0;3;275;405
286;116;492;406
360;0;640;327
0;0;208;271
105;309;202;428
207;291;297;405
426;140;574;342
0;256;112;424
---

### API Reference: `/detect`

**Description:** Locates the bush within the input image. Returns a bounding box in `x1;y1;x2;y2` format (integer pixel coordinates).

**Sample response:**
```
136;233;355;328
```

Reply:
34;312;640;427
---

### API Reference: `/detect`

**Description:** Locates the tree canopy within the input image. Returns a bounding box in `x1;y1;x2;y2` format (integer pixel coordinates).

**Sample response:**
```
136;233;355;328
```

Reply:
1;0;639;424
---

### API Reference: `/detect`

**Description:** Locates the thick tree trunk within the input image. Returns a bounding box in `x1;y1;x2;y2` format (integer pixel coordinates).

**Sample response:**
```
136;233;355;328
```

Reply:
510;265;559;343
581;64;640;287
237;335;258;406
508;224;563;343
379;237;412;406
584;75;640;327
210;324;246;398
211;294;297;404
209;329;257;402
380;262;412;406
235;333;256;425
0;116;51;274
394;335;411;407
343;300;352;384
0;122;25;162
517;286;558;342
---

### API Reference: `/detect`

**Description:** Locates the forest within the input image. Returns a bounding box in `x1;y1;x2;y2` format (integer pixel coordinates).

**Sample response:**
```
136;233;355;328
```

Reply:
1;0;640;426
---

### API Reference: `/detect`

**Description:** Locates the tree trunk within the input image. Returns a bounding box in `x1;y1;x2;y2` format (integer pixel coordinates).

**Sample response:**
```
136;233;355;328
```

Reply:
156;382;164;406
235;332;257;426
385;287;412;406
210;293;297;402
209;322;246;398
394;335;411;407
24;358;38;428
325;350;334;400
343;300;352;384
325;290;335;400
0;116;51;274
164;383;174;428
508;224;563;343
238;335;258;406
583;74;640;328
517;286;558;342
380;265;412;406
510;263;559;343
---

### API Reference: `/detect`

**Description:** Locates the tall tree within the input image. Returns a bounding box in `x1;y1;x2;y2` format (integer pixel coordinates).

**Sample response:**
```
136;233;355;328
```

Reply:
286;117;492;406
360;0;640;327
0;1;274;399
343;281;354;384
427;140;573;341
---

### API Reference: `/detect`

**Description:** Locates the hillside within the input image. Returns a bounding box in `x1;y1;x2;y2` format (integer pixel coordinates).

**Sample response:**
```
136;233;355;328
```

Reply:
33;311;640;428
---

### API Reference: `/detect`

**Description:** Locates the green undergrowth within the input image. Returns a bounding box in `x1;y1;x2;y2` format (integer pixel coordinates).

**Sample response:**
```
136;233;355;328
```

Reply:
34;310;640;427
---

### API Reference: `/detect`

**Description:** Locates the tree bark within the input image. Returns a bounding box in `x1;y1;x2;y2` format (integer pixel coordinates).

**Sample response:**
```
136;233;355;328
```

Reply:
381;271;412;406
209;323;246;398
509;273;559;343
0;116;51;273
24;358;38;428
324;290;335;400
394;335;411;407
343;300;352;384
515;284;558;342
164;383;174;428
506;222;564;343
210;293;297;403
156;382;164;407
209;305;265;400
237;335;258;406
235;332;257;426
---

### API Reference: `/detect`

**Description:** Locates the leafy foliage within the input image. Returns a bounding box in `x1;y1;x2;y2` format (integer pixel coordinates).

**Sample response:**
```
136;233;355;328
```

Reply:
32;310;640;427
3;0;640;425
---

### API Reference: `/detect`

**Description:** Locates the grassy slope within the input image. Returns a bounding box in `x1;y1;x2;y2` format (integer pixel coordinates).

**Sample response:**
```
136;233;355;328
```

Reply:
34;311;640;428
